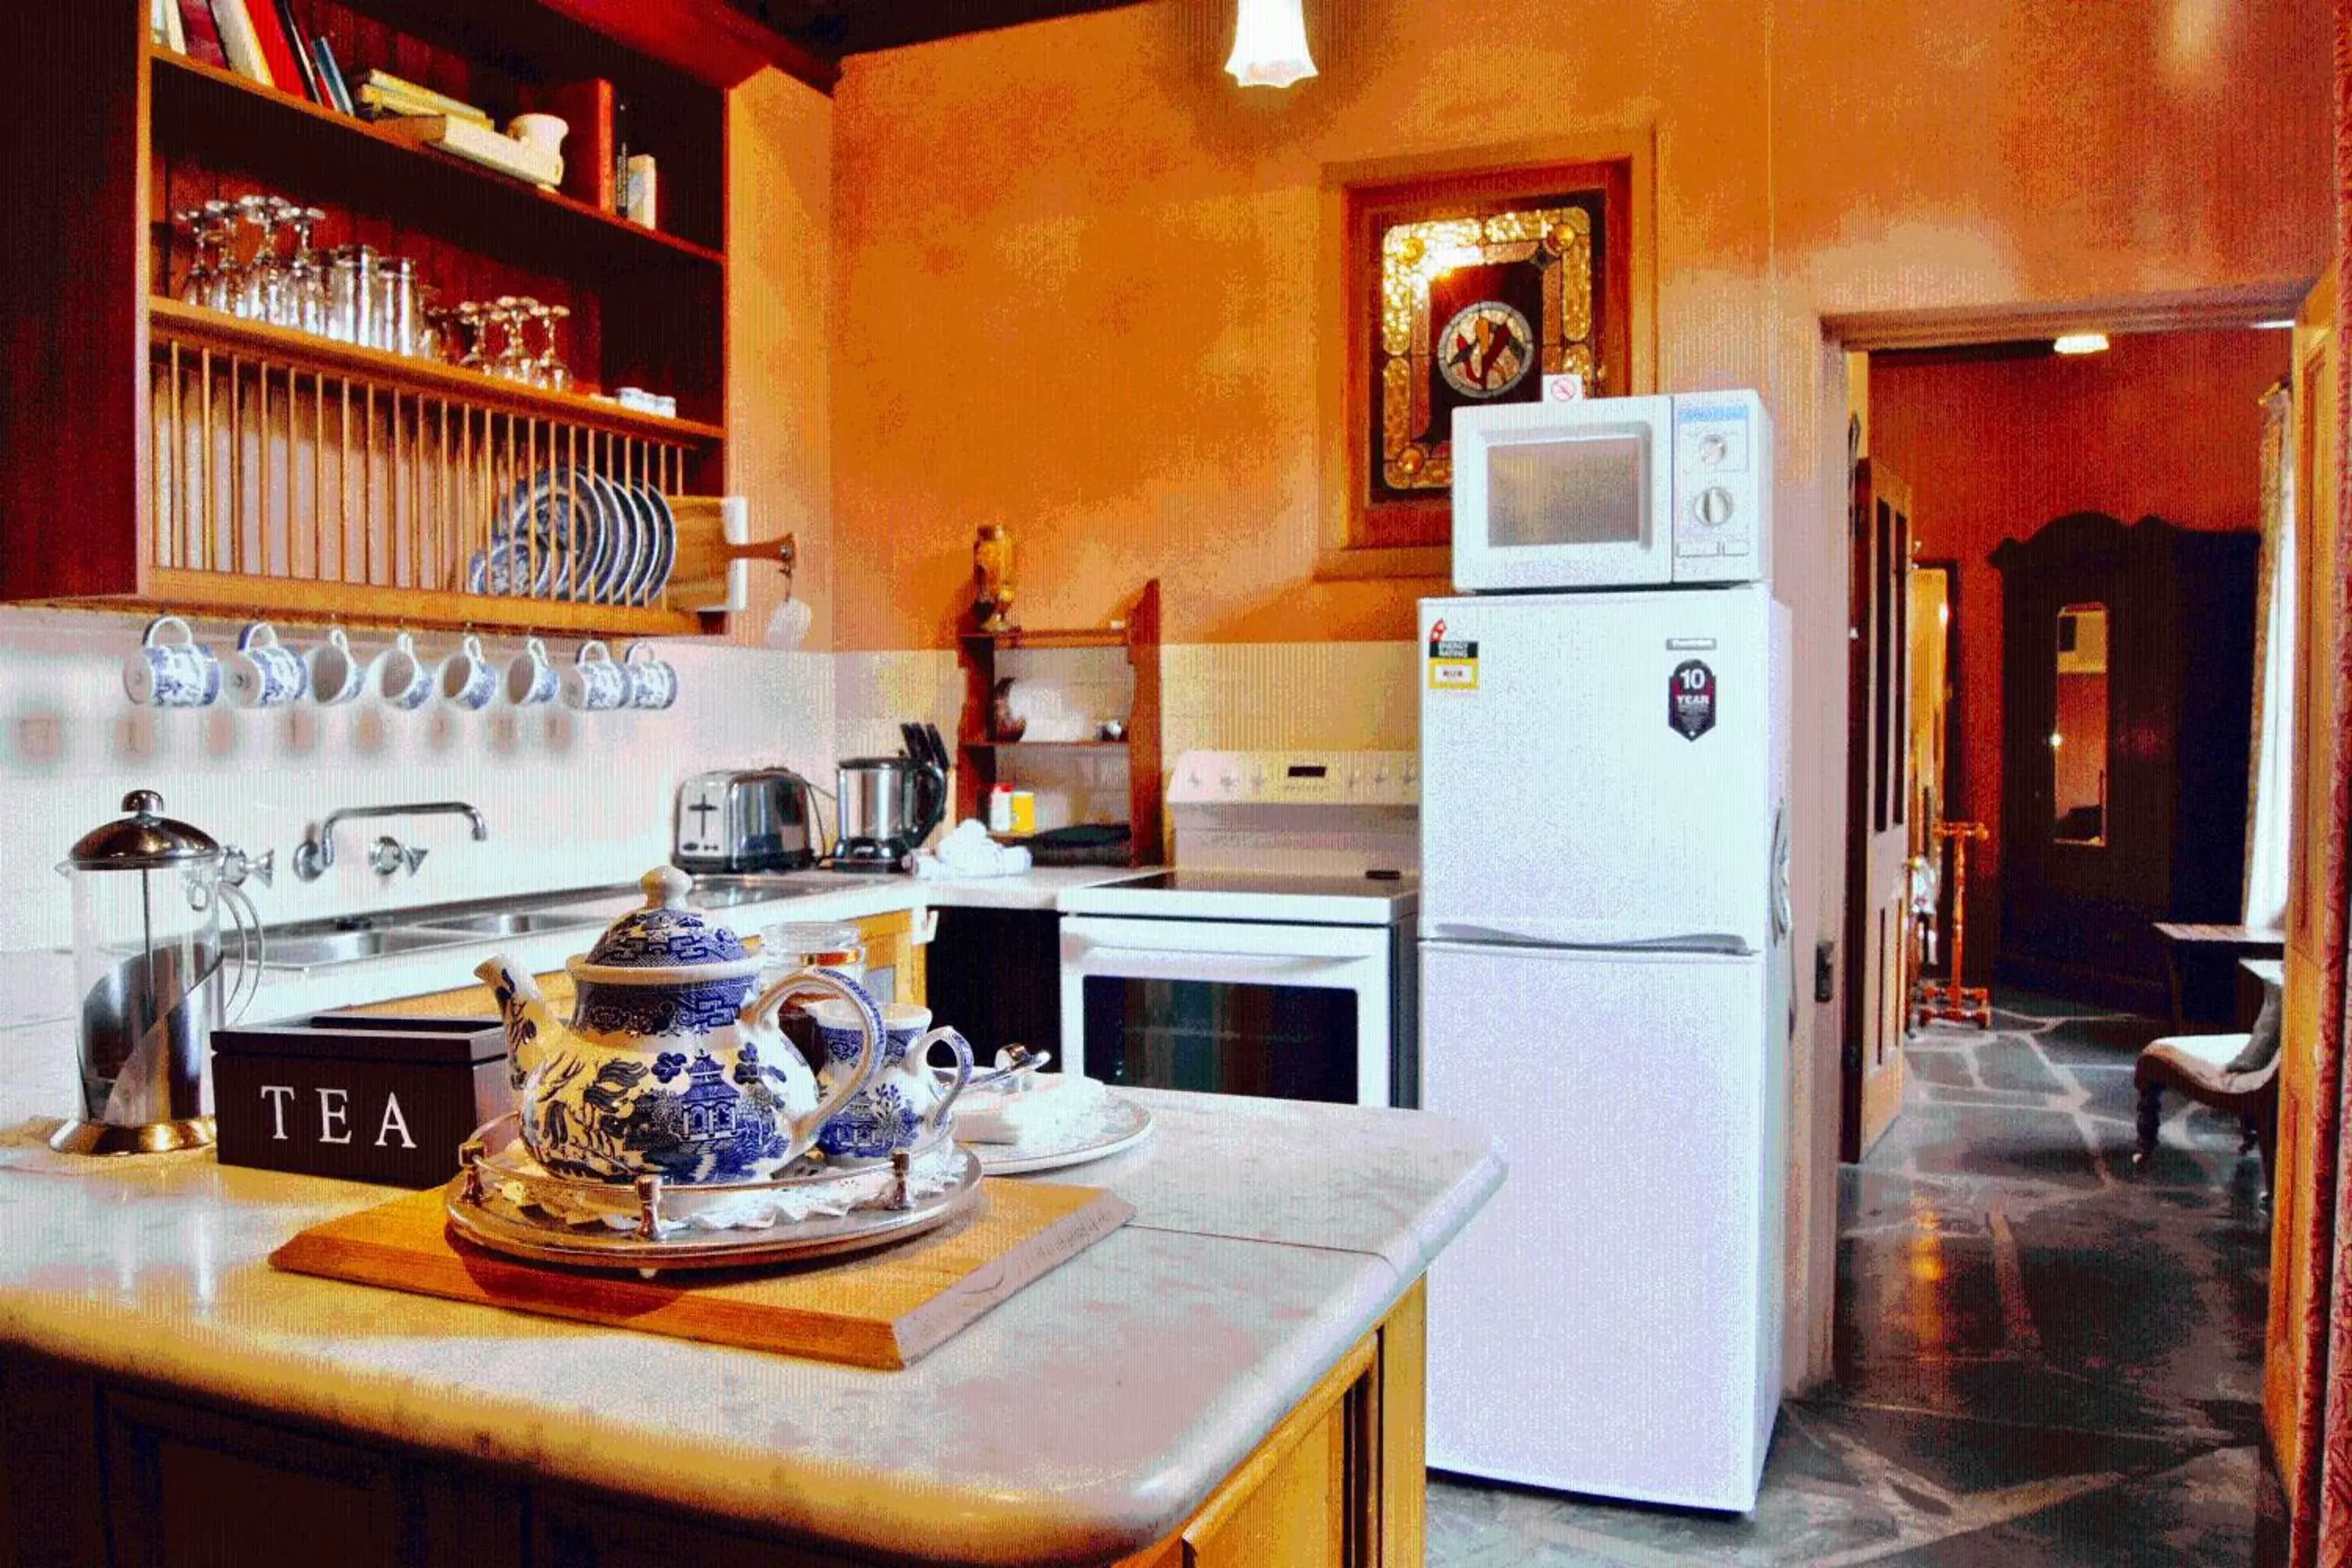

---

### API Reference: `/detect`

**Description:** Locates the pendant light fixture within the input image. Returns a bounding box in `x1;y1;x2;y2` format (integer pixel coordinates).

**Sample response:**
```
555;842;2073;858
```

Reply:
1225;0;1317;88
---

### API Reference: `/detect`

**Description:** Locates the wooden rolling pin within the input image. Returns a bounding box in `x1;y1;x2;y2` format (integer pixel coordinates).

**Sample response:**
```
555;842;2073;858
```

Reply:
664;496;797;612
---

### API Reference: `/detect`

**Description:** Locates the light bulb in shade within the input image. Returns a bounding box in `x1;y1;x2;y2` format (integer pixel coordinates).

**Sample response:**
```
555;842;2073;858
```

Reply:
2053;332;2111;355
1225;0;1317;88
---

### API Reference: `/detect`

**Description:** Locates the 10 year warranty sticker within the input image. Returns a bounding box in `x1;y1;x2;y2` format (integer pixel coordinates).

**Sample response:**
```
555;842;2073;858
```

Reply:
1428;621;1479;690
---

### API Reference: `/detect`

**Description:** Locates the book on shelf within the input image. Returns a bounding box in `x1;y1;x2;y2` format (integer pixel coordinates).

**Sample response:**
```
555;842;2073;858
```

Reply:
207;0;273;88
174;0;227;67
267;0;322;103
355;70;492;126
241;0;310;101
310;38;354;115
151;0;188;54
375;116;563;189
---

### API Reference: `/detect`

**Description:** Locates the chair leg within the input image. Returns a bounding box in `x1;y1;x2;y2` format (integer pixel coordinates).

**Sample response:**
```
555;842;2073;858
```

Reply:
2136;1083;2163;1168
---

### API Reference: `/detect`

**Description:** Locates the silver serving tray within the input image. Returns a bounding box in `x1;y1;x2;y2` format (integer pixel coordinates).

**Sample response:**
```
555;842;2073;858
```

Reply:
445;1115;982;1273
968;1094;1153;1175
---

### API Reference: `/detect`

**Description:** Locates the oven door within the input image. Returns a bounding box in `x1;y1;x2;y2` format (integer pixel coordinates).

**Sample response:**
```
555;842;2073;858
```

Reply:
1059;915;1392;1107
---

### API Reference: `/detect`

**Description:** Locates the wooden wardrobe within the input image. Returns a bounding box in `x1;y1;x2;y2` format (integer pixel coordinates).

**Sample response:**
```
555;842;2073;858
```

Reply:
1991;512;2259;1008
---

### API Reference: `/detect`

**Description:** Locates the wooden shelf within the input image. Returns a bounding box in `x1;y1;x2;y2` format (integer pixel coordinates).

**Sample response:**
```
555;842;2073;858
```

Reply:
148;49;726;270
137;568;702;636
959;626;1132;651
149;298;725;445
962;739;1129;750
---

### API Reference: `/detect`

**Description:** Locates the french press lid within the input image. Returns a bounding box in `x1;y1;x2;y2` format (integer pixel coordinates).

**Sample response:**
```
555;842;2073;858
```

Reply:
60;789;223;872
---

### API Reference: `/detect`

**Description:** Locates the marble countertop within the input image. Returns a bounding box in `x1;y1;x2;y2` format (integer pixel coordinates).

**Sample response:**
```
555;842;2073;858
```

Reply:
0;1053;1500;1566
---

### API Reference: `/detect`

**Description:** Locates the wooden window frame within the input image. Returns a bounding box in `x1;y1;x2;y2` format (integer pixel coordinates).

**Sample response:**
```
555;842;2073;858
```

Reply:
1315;130;1656;583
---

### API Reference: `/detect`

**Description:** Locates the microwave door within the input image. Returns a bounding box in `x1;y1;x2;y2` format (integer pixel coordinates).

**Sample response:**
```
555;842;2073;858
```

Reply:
1453;401;1675;592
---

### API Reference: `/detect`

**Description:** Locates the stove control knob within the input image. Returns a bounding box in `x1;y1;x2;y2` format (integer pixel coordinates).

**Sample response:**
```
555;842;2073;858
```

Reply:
1221;772;1239;794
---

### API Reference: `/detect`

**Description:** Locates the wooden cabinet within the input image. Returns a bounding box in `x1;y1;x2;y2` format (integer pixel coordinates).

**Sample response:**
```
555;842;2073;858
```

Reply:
852;907;926;1009
0;1283;1425;1568
0;2;771;637
1991;512;2260;1006
956;582;1163;866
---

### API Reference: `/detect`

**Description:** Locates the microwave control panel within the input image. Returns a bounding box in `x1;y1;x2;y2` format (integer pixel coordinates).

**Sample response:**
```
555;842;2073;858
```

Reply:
1671;390;1772;584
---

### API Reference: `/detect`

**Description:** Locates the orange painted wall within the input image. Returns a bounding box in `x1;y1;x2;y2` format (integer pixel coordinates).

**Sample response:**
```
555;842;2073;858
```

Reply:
1867;328;2289;955
822;0;2330;1389
829;1;2325;651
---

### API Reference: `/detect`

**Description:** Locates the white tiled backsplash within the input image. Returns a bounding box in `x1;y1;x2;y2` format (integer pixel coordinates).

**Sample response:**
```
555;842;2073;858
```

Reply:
0;622;1414;955
0;608;833;954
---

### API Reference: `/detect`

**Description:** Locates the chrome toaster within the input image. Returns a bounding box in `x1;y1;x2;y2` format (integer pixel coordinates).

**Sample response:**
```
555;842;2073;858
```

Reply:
673;767;825;875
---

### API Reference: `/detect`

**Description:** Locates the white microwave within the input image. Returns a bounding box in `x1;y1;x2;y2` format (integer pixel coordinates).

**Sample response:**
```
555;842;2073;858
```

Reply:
1450;390;1773;592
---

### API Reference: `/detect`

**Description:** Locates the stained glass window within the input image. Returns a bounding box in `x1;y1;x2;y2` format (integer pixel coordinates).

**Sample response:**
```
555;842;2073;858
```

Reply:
1343;162;1629;550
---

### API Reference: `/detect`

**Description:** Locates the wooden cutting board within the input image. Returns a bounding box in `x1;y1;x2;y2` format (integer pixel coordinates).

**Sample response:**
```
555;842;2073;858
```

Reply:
270;1178;1132;1370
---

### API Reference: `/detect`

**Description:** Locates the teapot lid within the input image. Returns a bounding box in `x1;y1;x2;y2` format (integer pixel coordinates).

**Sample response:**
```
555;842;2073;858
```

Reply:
62;789;223;871
579;867;753;975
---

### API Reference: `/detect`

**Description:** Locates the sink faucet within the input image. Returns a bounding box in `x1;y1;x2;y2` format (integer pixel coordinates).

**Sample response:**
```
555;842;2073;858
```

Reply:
292;801;488;881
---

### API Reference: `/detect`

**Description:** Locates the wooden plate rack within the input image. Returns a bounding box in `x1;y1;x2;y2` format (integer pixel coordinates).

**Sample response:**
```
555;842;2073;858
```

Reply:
3;2;760;637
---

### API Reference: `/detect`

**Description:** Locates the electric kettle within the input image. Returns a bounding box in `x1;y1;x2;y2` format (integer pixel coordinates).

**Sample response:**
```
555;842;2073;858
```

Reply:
833;742;947;866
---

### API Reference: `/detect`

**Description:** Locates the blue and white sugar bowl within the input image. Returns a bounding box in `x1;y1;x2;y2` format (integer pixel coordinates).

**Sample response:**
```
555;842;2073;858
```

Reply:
475;866;884;1185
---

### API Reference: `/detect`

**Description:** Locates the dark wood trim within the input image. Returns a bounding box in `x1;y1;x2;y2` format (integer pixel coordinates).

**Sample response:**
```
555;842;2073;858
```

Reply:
1;5;149;601
545;0;840;91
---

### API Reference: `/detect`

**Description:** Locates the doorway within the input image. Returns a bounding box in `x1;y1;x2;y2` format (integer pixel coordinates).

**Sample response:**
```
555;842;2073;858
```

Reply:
1818;309;2296;1563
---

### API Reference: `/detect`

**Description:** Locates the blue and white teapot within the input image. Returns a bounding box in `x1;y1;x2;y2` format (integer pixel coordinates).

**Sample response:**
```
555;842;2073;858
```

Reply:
475;866;884;1185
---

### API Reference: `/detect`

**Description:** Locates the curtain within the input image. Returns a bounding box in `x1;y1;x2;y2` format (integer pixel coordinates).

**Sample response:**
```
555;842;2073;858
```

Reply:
2248;381;2297;931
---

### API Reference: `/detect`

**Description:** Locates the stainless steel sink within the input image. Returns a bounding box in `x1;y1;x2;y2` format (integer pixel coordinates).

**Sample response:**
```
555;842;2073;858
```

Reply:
260;928;471;968
690;875;858;909
412;909;605;937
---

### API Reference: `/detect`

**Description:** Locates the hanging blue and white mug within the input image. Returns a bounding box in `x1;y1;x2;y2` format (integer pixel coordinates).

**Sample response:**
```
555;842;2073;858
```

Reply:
304;626;364;706
437;633;499;712
372;631;431;711
504;636;557;707
561;640;628;712
622;640;678;710
225;621;308;709
122;615;220;708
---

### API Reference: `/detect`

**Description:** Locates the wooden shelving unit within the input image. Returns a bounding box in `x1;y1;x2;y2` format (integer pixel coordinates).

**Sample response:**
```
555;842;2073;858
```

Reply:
2;1;739;635
956;581;1163;866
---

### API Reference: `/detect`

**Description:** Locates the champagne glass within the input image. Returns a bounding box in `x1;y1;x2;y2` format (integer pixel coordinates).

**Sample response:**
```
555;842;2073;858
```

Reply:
530;302;571;391
174;207;218;309
451;301;488;372
231;194;283;321
492;296;528;380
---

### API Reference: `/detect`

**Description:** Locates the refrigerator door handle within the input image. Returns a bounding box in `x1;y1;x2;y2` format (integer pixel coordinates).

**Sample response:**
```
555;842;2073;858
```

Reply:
1425;923;1755;956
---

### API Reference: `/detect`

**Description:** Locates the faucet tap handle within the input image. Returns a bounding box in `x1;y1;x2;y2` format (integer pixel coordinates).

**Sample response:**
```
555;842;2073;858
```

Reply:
222;845;274;889
367;835;430;878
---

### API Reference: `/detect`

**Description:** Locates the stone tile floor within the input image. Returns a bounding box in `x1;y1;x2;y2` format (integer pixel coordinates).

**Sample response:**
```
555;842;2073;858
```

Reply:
1428;989;2270;1565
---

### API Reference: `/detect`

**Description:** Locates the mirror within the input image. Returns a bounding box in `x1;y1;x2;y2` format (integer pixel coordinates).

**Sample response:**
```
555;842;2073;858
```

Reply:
2052;603;2109;845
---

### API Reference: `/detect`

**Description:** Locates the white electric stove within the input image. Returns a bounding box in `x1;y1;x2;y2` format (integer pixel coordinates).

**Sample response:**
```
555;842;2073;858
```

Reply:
1056;750;1420;1108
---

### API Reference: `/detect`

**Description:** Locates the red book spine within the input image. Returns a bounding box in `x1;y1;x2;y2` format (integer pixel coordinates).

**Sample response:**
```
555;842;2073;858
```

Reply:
241;0;310;100
176;0;227;67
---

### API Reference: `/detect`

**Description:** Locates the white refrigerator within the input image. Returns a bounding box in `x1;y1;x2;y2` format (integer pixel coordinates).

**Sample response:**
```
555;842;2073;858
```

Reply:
1418;583;1792;1513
